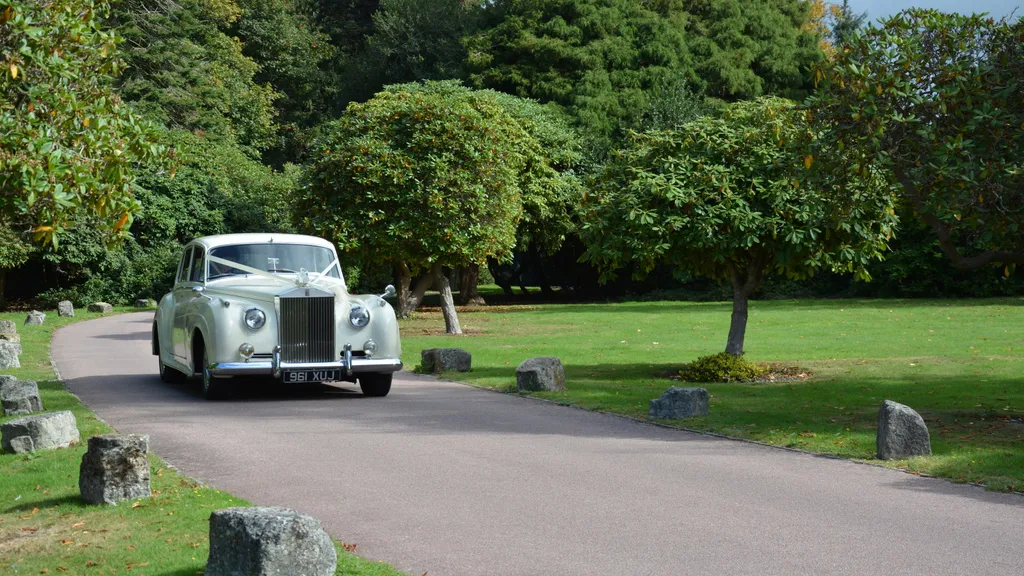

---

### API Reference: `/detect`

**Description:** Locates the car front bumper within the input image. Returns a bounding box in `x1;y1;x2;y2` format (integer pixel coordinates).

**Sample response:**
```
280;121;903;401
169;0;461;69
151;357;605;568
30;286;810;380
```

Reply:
208;345;403;378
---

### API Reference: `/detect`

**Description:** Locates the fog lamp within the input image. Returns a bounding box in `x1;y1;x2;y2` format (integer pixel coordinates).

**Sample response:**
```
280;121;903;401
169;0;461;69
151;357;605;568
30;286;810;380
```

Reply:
363;339;378;357
239;343;255;359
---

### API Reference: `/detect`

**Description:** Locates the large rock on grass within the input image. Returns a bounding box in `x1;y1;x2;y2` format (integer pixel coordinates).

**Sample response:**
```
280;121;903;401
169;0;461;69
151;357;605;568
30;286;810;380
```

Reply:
1;411;80;454
877;400;932;460
80;434;152;505
1;378;43;416
420;348;472;373
0;341;20;370
134;298;156;308
649;387;709;419
87;302;113;314
515;357;566;392
58;301;75;317
206;507;337;576
0;320;17;344
24;311;45;325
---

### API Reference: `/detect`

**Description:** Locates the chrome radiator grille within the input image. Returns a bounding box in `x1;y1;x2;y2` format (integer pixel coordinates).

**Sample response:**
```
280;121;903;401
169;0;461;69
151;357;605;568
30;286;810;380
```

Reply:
278;290;335;364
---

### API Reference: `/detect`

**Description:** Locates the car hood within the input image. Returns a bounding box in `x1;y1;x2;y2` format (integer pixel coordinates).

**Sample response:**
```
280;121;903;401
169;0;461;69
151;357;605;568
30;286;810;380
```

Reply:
206;276;350;304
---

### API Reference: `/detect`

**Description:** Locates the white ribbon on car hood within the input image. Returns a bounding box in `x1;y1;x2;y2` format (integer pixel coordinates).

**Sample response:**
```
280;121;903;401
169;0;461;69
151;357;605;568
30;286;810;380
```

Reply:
206;255;345;292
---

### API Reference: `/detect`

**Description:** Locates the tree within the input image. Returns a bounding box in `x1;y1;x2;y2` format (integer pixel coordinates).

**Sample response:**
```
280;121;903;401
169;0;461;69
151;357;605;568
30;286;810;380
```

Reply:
467;0;821;154
828;0;867;47
298;81;554;333
111;0;279;156
0;0;166;245
808;10;1024;272
343;0;474;103
231;0;336;164
580;98;895;356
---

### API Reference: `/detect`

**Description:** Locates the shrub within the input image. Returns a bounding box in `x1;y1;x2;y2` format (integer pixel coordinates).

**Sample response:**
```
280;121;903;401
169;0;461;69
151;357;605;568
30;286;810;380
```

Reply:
678;353;768;383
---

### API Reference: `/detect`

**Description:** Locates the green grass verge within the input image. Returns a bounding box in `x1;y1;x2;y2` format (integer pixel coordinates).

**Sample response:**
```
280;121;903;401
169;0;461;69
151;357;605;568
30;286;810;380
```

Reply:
1;309;403;575
400;298;1024;492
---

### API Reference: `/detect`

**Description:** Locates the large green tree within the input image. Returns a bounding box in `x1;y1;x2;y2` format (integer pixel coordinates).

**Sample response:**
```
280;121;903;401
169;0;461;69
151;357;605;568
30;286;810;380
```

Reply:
580;98;895;355
808;9;1024;272
298;81;563;333
343;0;474;103
0;0;166;245
111;0;278;156
467;0;821;153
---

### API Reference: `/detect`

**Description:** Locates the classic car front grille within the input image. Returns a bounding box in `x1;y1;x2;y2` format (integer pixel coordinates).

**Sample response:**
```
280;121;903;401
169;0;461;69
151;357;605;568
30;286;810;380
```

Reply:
279;292;335;364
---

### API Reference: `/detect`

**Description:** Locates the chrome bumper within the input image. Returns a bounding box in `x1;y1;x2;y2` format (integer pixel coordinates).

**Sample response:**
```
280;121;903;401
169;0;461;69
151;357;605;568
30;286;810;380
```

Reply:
209;356;403;378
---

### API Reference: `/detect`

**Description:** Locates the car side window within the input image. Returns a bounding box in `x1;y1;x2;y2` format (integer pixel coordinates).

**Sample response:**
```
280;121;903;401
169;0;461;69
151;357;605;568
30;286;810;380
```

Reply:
177;247;194;285
189;248;205;283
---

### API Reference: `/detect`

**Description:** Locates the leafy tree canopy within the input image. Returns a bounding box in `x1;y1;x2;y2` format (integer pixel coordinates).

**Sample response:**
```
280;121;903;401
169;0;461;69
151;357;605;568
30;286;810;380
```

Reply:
111;0;278;156
580;97;895;354
466;0;822;153
808;9;1024;272
230;0;336;162
0;0;167;245
298;80;571;331
343;0;475;104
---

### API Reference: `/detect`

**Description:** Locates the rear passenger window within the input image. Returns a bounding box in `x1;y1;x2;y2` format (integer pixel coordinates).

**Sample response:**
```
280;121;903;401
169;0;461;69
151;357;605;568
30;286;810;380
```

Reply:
189;248;205;283
177;247;194;284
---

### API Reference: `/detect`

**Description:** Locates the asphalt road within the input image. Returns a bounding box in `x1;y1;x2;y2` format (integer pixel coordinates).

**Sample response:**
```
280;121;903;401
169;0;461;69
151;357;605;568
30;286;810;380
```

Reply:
53;312;1023;576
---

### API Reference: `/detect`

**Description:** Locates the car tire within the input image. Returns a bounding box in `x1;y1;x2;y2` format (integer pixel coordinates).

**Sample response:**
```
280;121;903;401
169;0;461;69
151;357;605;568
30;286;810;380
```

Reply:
358;373;392;397
159;358;185;383
200;347;228;400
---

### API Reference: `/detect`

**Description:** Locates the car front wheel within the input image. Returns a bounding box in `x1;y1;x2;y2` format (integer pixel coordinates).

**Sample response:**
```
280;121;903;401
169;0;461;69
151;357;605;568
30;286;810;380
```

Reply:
200;347;228;400
358;373;392;397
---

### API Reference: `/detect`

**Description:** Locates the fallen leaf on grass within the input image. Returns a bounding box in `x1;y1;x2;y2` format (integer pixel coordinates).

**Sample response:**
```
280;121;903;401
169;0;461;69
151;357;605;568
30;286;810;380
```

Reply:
71;522;85;528
125;562;149;570
21;527;38;532
61;539;73;545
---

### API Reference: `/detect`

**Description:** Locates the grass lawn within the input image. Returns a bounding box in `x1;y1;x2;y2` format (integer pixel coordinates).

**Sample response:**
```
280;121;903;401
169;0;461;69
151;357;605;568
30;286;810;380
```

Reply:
399;297;1024;492
1;309;403;576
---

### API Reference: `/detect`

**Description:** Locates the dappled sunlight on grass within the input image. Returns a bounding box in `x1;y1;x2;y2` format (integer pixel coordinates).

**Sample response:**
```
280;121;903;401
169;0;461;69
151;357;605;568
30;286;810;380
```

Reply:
401;298;1024;491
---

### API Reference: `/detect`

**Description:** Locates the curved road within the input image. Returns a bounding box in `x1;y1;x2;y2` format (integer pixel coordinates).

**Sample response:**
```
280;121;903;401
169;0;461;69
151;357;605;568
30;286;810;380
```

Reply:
53;313;1022;576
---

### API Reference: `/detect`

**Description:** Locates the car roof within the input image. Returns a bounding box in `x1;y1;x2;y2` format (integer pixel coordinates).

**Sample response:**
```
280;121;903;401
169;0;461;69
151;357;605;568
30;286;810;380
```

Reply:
190;234;336;251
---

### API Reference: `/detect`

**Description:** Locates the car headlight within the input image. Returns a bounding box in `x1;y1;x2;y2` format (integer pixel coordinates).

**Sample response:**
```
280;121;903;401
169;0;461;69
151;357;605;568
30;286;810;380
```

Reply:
244;307;266;330
349;305;370;328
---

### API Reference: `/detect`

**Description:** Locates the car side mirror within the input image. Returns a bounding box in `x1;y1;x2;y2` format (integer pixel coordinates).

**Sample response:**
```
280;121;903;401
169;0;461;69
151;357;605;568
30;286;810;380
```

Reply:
380;284;396;299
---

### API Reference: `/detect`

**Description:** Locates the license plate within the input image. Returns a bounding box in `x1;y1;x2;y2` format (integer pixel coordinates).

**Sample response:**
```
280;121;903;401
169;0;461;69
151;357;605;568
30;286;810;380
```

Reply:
283;370;338;383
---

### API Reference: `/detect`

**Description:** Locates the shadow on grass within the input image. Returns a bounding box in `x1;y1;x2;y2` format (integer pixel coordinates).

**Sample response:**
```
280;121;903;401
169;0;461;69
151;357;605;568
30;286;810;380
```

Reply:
1;495;82;514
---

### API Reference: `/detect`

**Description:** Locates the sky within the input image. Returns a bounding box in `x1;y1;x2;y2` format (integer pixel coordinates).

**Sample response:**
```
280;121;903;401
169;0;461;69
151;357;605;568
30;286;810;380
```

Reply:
849;0;1021;20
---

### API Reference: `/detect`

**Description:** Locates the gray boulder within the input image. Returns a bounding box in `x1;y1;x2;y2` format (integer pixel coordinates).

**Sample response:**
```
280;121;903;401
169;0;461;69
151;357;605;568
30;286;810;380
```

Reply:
0;332;18;344
0;320;15;335
420;348;472;373
877;400;932;460
58;300;75;317
515;357;566;392
1;379;43;416
649;387;710;419
0;341;20;370
1;410;80;454
87;302;114;314
80;434;152;505
206;507;337;576
24;311;45;325
134;298;156;308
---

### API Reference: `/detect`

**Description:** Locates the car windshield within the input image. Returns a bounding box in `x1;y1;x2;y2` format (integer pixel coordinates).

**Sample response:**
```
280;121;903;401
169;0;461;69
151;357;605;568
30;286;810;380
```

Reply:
207;244;340;279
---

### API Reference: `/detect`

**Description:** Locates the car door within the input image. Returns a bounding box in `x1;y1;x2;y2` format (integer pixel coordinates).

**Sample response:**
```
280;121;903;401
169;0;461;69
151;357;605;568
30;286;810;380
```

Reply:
183;245;207;372
172;246;196;363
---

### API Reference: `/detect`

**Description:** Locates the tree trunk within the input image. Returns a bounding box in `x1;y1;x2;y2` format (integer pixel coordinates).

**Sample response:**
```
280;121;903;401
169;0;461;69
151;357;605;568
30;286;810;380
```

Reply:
724;256;767;356
725;280;749;356
433;263;462;334
458;263;485;306
395;261;432;318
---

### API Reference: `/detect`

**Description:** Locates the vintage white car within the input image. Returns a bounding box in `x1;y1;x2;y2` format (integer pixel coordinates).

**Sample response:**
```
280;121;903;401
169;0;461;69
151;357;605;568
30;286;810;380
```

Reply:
152;234;402;399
